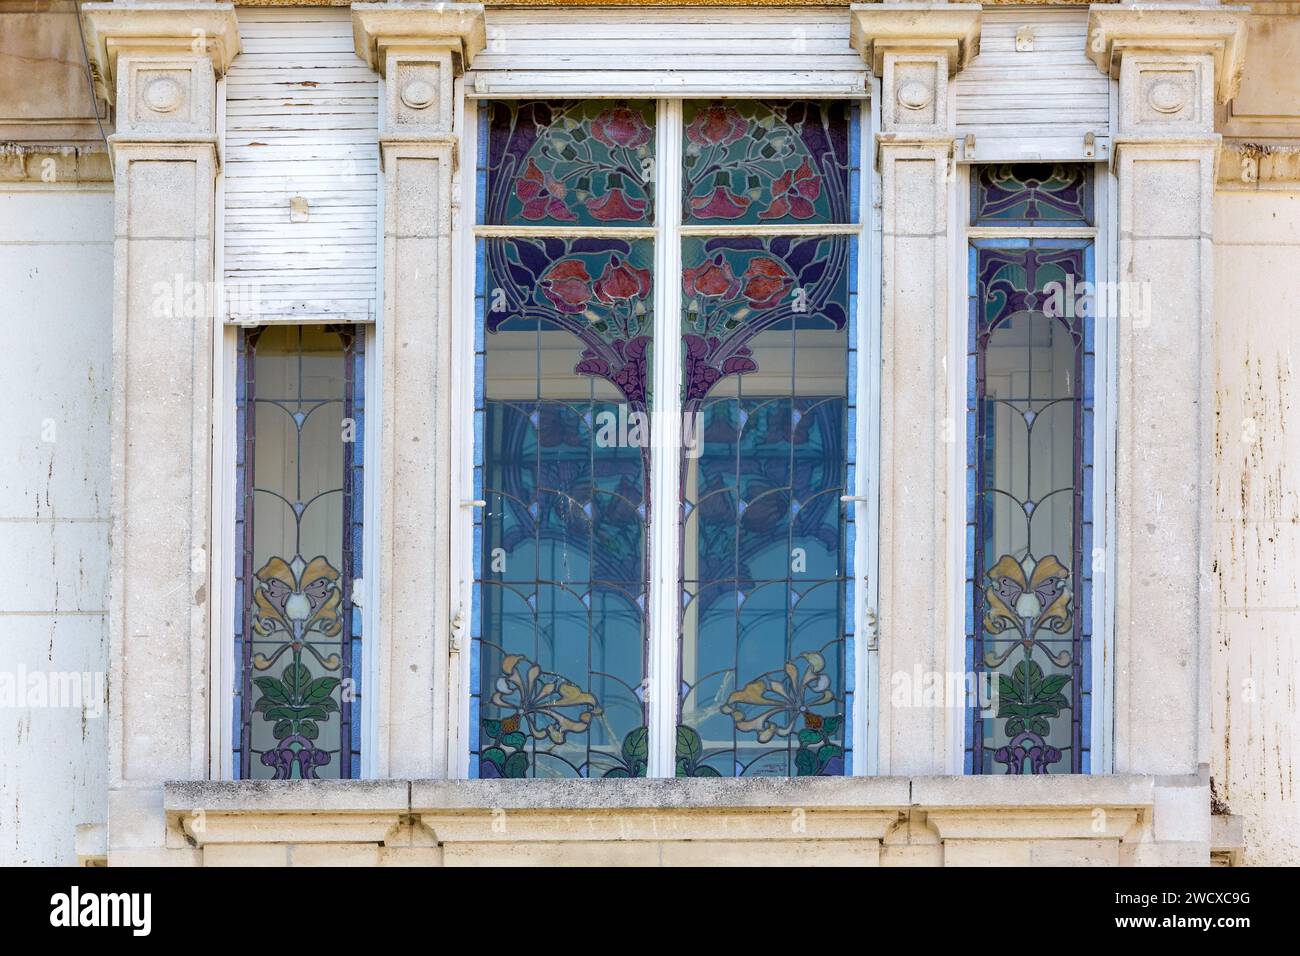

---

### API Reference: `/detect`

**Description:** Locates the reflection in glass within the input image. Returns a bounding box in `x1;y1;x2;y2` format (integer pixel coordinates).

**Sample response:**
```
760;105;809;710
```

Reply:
234;325;364;779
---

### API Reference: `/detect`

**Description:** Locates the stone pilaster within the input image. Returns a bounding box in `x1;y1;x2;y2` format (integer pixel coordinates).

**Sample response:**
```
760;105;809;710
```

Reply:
1087;5;1247;784
80;1;239;863
851;4;982;775
352;3;485;778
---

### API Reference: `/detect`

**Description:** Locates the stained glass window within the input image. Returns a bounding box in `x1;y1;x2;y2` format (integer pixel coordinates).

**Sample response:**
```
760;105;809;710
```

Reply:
234;325;364;780
472;99;863;779
676;102;859;777
967;164;1095;775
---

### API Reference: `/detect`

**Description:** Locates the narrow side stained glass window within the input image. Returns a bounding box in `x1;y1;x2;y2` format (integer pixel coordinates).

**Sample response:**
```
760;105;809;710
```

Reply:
966;163;1096;775
234;325;364;780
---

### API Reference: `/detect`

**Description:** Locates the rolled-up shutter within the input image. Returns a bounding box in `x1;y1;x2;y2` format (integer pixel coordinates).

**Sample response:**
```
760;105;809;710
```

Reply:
223;8;379;324
955;9;1111;163
467;7;868;98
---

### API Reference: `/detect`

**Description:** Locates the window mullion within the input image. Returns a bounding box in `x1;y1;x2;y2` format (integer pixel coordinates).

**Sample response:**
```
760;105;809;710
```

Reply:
648;98;683;778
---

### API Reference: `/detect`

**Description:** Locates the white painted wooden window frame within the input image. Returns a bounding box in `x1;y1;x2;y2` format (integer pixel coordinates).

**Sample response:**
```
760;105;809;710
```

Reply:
947;153;1119;776
450;84;883;779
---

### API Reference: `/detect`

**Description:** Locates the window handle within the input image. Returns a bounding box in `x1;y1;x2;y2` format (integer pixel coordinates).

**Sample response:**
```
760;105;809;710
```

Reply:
461;499;486;508
450;604;466;654
839;494;870;503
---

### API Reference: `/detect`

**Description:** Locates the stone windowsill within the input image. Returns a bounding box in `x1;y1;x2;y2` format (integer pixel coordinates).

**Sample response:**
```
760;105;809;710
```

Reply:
164;773;1159;816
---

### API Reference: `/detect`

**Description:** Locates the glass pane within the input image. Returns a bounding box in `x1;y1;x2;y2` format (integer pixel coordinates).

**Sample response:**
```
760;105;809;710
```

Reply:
966;238;1093;774
235;325;364;780
486;100;656;228
677;235;854;777
472;236;653;778
682;100;855;226
971;163;1094;227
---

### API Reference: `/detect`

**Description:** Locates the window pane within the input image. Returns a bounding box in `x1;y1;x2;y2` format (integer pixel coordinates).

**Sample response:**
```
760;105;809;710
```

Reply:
677;235;855;777
472;236;654;778
682;100;854;226
971;163;1093;227
967;238;1094;774
486;100;656;228
234;325;364;780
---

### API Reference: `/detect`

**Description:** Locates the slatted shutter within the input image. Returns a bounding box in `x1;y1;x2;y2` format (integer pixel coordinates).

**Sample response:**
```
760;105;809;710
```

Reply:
468;8;868;98
223;8;379;324
955;9;1111;163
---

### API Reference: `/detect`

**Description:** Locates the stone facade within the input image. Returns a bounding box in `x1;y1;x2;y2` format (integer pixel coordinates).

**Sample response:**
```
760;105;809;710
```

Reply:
3;0;1298;866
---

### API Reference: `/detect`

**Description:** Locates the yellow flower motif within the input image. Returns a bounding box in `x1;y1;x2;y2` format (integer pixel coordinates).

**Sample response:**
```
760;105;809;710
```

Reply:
490;654;601;745
722;652;834;744
251;555;342;671
983;553;1072;667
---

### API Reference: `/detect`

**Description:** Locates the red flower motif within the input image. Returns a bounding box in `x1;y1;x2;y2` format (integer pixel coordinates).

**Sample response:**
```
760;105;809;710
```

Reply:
540;259;593;314
585;188;649;222
688;186;751;220
686;105;748;147
759;158;822;221
591;106;652;149
683;254;741;300
741;257;794;310
516;158;576;222
593;256;651;304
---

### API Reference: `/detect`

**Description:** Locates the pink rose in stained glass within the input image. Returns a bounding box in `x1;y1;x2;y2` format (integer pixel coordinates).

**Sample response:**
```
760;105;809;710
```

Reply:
586;188;649;222
593;255;652;304
516;158;576;221
591;106;652;149
688;186;751;220
741;257;794;310
683;254;741;300
759;158;822;221
686;105;748;147
540;259;593;314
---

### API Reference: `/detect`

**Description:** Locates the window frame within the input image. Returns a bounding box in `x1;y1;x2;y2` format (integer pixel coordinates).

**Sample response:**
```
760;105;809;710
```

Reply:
951;162;1117;775
451;90;881;779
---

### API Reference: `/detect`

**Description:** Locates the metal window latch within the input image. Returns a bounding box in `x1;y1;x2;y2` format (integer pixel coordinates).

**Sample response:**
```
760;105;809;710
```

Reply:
1015;25;1034;53
1083;131;1097;159
840;494;871;503
865;606;880;651
461;499;487;508
963;133;976;160
450;604;466;655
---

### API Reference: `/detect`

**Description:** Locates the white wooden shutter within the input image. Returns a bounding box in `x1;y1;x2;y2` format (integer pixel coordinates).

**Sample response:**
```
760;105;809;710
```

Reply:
468;8;867;98
955;9;1111;163
223;9;379;324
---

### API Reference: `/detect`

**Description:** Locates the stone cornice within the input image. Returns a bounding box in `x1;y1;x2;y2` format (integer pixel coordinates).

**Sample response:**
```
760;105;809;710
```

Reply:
849;3;983;76
1086;3;1250;103
80;3;241;99
351;2;487;75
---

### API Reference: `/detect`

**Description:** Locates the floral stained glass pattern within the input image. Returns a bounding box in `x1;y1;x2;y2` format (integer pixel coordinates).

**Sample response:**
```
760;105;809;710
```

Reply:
677;235;856;776
682;101;854;226
486;100;656;228
970;163;1093;228
966;236;1094;774
470;234;654;778
234;326;364;780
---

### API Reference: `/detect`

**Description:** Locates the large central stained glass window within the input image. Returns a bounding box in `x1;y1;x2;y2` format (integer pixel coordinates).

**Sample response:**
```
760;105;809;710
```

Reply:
470;99;863;778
